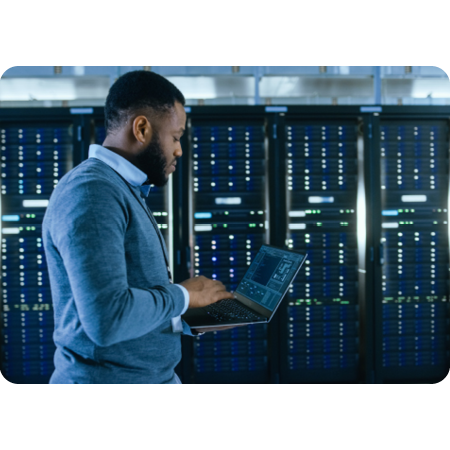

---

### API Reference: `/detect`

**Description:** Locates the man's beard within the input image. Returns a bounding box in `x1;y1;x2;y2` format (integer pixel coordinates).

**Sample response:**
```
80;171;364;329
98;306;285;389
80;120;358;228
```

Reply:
135;132;169;187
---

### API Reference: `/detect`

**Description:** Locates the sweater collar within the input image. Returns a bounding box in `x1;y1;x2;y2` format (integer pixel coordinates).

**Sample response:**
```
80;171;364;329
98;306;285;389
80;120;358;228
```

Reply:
88;144;149;191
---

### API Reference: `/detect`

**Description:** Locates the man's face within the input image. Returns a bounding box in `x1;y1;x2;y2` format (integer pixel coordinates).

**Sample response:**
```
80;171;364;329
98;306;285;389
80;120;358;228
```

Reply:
136;101;186;187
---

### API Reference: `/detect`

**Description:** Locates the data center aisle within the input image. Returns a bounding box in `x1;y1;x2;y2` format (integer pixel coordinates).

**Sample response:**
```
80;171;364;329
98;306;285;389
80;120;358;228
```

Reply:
1;106;448;384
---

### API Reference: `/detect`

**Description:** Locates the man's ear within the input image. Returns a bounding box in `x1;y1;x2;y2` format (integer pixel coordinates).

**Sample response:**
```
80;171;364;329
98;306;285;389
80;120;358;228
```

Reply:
132;115;152;145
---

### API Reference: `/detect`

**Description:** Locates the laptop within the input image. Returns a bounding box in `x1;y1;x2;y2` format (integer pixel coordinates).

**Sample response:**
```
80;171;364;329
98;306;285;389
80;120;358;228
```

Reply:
182;244;307;329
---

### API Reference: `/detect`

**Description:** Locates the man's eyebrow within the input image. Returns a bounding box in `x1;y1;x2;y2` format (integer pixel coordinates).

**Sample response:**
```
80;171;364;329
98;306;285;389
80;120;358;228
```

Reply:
178;128;185;135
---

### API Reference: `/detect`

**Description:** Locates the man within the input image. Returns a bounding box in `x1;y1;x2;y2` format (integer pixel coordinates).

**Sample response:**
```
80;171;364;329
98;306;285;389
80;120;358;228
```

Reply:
43;70;234;383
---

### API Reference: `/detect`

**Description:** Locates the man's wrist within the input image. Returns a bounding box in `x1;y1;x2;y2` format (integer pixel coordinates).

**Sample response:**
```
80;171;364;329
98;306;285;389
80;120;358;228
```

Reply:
174;284;190;315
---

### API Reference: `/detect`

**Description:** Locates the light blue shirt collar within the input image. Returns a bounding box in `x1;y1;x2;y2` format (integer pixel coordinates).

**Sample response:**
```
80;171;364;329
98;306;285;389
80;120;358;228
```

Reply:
89;144;151;197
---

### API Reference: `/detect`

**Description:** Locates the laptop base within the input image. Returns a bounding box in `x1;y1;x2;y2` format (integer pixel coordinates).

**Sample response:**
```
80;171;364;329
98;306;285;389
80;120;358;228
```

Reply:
182;306;267;329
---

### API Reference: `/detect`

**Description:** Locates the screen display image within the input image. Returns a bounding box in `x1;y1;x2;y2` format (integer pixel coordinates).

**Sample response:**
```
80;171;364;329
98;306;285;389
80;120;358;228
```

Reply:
236;246;304;311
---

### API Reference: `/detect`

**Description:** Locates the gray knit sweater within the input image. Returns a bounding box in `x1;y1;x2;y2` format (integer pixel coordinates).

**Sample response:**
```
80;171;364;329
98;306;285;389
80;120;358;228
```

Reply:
42;158;186;383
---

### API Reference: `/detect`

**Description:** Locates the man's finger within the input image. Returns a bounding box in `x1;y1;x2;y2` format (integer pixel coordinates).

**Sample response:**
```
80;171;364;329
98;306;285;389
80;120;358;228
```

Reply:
212;291;234;302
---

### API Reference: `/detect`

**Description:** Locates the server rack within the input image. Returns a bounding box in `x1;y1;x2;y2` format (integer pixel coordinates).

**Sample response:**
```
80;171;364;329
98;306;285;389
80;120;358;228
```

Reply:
271;107;366;383
0;108;83;383
374;107;450;383
185;107;271;383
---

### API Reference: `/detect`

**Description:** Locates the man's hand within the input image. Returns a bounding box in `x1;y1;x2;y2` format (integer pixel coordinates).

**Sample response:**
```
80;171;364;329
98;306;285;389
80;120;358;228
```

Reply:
179;275;234;309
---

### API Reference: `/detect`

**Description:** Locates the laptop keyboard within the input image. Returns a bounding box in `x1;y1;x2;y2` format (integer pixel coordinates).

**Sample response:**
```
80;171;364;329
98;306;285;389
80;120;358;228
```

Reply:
204;299;263;322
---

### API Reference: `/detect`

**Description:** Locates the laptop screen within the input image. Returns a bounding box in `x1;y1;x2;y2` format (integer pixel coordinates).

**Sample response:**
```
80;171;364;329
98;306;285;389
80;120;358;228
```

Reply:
235;245;305;312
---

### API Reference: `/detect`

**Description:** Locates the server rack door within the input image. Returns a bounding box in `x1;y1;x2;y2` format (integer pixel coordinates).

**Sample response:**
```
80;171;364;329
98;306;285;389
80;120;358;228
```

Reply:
377;114;450;382
0;110;79;383
187;110;270;383
279;114;362;383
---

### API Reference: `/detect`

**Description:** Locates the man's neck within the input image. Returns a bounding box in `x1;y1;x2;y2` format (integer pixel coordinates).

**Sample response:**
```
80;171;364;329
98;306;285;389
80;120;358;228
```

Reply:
95;143;149;186
102;142;139;166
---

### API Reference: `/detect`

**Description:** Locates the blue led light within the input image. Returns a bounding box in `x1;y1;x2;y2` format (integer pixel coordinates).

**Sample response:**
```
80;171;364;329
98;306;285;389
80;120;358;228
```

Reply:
265;106;288;113
194;212;212;219
360;106;382;113
382;210;399;216
2;215;20;221
70;108;93;114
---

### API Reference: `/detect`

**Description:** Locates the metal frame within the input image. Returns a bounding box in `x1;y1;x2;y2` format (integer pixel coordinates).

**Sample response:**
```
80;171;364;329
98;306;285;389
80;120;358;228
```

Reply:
2;67;448;107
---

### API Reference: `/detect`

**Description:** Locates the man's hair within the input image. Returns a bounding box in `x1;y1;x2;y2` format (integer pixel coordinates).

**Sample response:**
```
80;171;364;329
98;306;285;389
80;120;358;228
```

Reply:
104;70;185;134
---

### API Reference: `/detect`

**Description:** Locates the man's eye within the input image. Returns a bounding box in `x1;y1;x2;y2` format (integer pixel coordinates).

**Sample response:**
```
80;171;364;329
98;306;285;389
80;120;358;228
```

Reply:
173;137;180;142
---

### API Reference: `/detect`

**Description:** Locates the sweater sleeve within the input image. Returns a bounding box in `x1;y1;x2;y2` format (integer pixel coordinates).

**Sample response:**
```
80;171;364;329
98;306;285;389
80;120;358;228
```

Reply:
49;177;186;347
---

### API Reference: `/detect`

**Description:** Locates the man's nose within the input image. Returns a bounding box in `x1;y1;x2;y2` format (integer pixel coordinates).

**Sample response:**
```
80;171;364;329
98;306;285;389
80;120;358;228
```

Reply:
174;142;183;157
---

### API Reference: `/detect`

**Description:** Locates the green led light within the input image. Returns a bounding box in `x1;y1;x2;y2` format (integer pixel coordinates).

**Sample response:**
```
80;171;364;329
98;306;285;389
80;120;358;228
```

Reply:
317;222;322;226
224;211;229;215
223;224;227;228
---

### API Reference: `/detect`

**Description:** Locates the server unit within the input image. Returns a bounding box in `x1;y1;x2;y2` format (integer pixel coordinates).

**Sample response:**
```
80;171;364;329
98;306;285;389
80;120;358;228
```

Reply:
375;111;450;382
187;108;270;383
274;108;363;383
0;110;81;383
